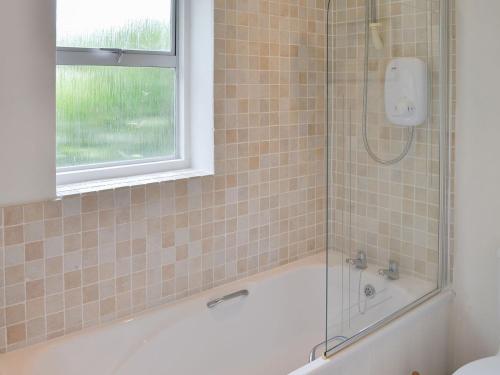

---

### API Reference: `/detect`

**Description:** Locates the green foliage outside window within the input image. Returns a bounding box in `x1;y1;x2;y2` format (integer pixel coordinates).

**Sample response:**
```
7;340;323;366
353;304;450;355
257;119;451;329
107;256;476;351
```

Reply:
57;21;175;168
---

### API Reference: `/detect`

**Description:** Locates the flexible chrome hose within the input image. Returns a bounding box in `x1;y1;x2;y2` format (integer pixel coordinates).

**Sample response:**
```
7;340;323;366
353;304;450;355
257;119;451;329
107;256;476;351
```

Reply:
362;122;415;166
361;0;415;166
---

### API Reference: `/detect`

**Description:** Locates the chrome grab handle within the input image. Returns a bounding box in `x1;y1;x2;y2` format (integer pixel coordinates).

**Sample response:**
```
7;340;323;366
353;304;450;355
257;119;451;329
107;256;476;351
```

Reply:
309;335;348;362
206;289;249;309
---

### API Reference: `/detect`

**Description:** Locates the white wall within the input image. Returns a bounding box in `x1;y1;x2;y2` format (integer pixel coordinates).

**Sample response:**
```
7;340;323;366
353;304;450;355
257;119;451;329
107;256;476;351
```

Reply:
451;0;500;370
0;0;56;205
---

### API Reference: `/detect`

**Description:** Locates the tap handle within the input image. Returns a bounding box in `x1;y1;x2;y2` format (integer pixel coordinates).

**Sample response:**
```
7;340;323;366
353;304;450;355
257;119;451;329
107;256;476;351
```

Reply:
388;260;399;272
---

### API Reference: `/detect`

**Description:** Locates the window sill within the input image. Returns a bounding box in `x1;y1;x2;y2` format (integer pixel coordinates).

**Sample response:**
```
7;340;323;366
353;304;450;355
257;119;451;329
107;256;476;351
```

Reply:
56;168;213;197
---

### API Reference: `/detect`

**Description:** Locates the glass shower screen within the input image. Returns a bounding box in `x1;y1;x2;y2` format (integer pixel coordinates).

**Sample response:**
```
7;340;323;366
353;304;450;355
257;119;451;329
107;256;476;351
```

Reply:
325;0;449;356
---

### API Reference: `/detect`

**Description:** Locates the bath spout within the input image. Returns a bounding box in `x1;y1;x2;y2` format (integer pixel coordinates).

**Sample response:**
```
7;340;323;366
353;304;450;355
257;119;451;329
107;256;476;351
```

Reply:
346;250;368;269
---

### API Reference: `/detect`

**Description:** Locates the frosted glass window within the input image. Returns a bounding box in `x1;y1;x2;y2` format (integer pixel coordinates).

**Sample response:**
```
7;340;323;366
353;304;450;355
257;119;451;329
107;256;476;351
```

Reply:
57;0;174;52
56;67;176;168
56;0;179;183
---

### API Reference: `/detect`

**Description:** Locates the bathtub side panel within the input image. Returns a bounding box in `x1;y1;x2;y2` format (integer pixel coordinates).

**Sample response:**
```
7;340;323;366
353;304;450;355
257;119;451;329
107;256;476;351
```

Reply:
290;291;453;375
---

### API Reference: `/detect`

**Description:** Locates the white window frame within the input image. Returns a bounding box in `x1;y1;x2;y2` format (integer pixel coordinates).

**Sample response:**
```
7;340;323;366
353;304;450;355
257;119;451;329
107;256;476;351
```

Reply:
56;0;192;185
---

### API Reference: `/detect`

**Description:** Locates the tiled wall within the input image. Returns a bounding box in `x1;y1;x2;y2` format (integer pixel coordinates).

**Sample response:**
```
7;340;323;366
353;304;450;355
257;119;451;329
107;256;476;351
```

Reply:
0;0;327;352
327;0;455;280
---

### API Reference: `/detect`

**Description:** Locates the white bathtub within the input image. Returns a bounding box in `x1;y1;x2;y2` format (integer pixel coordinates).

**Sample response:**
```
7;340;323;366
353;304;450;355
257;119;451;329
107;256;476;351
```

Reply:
0;253;443;375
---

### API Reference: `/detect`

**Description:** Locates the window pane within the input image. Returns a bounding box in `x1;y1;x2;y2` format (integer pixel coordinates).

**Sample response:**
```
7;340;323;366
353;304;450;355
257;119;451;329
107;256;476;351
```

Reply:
56;66;176;168
57;0;173;52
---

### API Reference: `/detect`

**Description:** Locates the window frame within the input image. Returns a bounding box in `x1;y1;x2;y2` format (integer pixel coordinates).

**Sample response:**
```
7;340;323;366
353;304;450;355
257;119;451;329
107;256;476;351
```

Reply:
55;0;188;185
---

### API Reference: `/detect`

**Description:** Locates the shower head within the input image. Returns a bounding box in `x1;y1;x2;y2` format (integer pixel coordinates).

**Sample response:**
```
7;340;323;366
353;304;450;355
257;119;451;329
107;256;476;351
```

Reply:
370;23;384;50
369;0;383;50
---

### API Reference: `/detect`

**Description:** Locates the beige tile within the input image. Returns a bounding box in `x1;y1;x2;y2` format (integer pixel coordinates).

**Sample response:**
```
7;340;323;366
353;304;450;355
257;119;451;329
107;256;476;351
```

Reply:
81;194;98;213
46;312;64;333
162;232;175;248
82;231;98;250
25;241;44;262
45;275;63;296
162;264;175;280
64;234;81;253
83;301;99;324
116;241;131;259
98;210;114;228
5;265;24;286
64;288;82;309
132;238;146;255
82;266;98;286
80;212;98;233
26;280;44;300
4;206;23;226
175;181;188;197
100;297;116;317
23;203;43;223
116;276;130;294
26;298;45;320
64;270;81;290
5;304;25;326
44;218;62;238
83;284;99;304
45;294;64;315
45;256;63;276
131;187;146;205
63;216;81;235
176;245;188;261
5;284;26;306
43;200;62;219
4;226;24;246
7;323;26;345
96;191;114;211
27;317;45;339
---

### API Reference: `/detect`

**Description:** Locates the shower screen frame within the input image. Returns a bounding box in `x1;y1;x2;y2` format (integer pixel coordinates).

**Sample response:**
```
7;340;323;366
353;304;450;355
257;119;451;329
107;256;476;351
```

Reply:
324;0;451;359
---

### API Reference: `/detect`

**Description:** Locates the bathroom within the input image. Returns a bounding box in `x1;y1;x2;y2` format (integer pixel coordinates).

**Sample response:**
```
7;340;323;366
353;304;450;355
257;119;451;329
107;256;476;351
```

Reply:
0;0;498;374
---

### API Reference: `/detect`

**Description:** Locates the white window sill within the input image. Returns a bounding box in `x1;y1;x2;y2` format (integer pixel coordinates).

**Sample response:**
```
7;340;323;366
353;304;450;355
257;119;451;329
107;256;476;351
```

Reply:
57;168;213;197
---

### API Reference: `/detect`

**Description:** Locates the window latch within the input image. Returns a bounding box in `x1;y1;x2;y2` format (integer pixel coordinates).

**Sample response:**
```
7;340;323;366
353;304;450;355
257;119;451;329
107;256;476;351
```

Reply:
100;48;125;64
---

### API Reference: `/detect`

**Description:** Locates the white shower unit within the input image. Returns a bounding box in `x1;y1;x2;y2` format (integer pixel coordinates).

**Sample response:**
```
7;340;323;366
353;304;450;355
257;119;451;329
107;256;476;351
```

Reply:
385;57;428;126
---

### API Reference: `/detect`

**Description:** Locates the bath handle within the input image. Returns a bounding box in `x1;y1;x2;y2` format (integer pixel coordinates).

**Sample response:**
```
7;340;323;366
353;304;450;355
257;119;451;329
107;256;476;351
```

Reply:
207;289;249;309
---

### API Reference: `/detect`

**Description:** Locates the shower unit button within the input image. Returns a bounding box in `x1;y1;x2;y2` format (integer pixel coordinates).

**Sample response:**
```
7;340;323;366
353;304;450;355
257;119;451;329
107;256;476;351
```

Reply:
384;57;428;126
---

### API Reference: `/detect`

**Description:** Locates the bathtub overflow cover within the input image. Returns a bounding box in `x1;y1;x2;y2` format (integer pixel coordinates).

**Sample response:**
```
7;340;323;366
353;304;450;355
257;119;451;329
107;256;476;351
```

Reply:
364;284;376;299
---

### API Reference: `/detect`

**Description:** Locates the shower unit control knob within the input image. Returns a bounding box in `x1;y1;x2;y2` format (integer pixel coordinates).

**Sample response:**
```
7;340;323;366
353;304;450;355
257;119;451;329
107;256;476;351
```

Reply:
395;97;416;116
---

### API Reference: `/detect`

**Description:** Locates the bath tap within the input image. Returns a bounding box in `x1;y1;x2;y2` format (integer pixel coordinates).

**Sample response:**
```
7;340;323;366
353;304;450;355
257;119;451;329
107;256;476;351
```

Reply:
378;260;400;280
346;250;368;269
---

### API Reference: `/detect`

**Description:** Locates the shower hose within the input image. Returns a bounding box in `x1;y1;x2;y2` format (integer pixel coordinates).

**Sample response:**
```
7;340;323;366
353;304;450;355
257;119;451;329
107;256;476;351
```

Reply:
361;0;415;166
